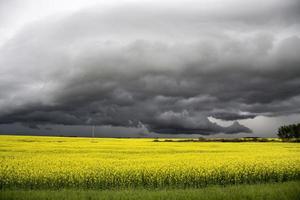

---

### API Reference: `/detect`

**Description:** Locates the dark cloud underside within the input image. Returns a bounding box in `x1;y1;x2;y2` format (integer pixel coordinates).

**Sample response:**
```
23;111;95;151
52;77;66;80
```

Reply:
0;0;300;135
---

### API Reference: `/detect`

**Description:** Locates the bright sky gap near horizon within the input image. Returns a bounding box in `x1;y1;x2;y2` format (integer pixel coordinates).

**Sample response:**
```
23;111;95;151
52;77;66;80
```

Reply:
0;0;299;137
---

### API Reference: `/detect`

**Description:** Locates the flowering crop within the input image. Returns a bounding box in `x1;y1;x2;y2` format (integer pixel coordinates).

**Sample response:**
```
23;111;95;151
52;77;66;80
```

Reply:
0;136;299;189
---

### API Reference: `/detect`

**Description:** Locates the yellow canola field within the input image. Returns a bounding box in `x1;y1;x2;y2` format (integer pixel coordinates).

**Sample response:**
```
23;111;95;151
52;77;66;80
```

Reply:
0;135;299;189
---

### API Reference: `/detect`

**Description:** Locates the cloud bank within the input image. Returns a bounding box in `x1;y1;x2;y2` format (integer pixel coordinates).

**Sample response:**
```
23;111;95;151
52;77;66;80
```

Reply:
0;0;300;135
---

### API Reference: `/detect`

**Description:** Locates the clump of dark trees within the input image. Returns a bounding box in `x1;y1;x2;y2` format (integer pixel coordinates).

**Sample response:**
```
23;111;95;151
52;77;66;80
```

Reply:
278;123;300;139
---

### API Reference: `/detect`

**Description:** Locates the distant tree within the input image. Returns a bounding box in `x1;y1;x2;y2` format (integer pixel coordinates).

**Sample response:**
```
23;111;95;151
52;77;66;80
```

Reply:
277;123;300;139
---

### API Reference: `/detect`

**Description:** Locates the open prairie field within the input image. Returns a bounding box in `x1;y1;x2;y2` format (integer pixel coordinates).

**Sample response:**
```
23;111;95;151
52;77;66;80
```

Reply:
0;135;300;190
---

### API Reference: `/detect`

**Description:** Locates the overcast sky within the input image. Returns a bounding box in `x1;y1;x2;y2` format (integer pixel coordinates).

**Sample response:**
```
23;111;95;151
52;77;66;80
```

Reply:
0;0;299;137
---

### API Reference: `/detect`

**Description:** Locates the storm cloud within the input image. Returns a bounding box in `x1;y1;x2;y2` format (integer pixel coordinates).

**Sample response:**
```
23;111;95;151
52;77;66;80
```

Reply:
0;0;300;135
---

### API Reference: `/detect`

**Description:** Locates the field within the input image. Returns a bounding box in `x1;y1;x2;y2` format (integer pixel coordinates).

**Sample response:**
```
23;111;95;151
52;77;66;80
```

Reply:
0;135;300;190
1;181;300;200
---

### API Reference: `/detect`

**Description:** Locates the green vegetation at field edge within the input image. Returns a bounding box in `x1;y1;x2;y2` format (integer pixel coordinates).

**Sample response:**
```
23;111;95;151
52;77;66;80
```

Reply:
153;137;300;143
1;181;300;200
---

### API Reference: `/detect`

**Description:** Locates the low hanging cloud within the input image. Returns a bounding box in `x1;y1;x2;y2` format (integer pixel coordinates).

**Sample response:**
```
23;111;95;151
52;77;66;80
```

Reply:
0;0;300;135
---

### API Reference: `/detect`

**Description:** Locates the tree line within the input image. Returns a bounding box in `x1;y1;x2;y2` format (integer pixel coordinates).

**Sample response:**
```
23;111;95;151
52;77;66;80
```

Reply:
278;123;300;139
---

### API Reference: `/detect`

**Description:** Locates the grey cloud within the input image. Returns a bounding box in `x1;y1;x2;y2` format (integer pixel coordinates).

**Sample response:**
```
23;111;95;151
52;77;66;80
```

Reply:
0;0;300;135
211;112;257;121
149;110;252;134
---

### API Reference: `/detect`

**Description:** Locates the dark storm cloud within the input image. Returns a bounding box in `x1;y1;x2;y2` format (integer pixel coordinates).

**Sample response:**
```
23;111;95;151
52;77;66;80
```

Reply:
0;0;300;135
211;112;257;121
